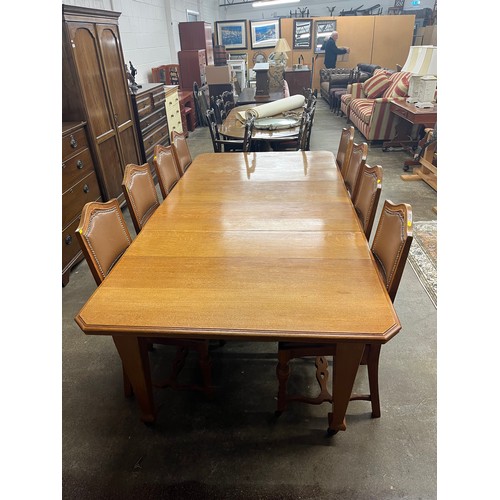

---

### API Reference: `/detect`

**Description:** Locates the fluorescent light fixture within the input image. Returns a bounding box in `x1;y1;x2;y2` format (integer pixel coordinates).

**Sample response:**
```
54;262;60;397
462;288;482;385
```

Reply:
253;0;300;8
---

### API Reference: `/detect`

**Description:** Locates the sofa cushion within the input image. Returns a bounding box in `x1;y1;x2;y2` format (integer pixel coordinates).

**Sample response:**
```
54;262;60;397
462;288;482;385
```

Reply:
363;73;391;99
383;71;411;99
350;99;374;125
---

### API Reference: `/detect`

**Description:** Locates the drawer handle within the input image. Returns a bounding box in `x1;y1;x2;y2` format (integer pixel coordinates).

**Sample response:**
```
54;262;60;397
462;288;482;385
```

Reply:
76;160;84;169
83;184;90;194
65;235;73;245
69;135;78;148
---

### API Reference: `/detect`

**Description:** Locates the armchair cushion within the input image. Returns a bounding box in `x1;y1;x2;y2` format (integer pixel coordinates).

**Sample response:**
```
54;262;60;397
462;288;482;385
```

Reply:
363;73;391;99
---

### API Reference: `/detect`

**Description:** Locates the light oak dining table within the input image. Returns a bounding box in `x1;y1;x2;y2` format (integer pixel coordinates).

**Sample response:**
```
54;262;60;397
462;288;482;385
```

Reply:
75;151;401;435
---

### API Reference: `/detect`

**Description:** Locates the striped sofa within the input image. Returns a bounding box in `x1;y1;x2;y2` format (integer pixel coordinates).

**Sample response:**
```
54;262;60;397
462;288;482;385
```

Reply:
340;70;412;143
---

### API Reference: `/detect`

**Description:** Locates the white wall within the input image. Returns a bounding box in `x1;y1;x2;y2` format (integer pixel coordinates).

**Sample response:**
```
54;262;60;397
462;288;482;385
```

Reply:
63;0;220;83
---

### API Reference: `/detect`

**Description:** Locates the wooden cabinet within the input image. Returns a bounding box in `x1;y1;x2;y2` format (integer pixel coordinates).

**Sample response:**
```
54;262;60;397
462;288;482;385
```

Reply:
62;5;141;205
130;83;169;176
164;85;183;138
284;68;312;96
62;121;102;286
178;21;214;65
178;50;207;90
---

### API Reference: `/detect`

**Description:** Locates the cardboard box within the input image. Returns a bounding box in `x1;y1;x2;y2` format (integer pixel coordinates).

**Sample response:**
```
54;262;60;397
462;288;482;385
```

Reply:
205;65;232;84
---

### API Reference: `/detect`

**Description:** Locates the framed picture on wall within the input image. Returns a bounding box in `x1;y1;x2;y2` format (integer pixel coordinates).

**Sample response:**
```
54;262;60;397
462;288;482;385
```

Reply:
215;20;247;50
314;20;337;54
250;19;280;49
293;19;312;49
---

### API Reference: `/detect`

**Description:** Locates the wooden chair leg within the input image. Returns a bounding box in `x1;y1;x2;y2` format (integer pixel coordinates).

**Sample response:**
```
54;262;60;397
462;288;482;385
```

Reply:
154;346;189;389
276;351;291;414
122;363;133;398
366;344;381;418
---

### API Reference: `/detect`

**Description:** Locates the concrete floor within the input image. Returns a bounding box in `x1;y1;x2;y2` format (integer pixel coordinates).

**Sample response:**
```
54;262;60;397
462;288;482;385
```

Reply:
62;98;437;499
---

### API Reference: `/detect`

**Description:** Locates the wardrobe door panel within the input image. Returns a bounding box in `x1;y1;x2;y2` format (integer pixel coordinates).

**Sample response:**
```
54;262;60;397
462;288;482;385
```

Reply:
98;136;126;200
97;25;134;129
68;23;114;138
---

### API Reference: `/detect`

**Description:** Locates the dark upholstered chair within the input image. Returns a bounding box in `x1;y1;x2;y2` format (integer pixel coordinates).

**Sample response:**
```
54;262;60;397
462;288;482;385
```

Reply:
121;163;160;235
153;145;181;199
352;164;383;240
206;109;254;153
275;200;413;420
336;126;354;172
342;141;368;200
75;198;214;399
170;130;193;177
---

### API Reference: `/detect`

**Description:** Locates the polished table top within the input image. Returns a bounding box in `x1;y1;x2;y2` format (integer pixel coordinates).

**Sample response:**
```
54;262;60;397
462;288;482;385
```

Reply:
75;151;401;431
220;105;302;141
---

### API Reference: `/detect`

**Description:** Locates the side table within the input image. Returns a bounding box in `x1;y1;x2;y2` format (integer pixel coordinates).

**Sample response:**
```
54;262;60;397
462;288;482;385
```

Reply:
382;100;437;153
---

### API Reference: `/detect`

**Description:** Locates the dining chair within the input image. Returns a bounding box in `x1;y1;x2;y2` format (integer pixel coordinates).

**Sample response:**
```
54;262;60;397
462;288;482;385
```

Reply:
121;163;160;235
75;198;214;399
301;105;315;151
352;164;383;240
152;144;181;199
275;200;413;421
336;126;355;172
170;130;193;177
342;141;368;199
206;108;253;153
270;108;310;152
215;97;227;123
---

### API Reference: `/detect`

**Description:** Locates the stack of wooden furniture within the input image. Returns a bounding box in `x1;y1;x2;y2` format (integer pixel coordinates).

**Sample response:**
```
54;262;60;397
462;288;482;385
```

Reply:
62;5;141;285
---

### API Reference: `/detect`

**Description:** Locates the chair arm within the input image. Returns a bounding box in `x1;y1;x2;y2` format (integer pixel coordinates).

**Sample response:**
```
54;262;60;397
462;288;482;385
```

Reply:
369;97;397;124
350;83;366;99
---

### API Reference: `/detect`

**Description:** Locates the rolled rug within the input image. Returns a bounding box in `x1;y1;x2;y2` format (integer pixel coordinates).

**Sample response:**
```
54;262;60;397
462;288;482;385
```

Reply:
236;94;305;123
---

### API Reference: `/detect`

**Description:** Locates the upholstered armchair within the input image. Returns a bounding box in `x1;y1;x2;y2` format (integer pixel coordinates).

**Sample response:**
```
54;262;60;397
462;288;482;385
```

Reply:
340;70;412;143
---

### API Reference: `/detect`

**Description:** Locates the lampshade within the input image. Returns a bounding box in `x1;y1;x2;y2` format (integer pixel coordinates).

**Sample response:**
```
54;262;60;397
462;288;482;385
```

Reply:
401;45;437;76
274;38;291;53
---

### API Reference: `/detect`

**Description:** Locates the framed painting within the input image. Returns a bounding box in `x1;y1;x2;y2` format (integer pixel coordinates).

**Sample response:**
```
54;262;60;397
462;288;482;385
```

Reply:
293;19;312;49
314;20;337;54
250;19;280;49
215;20;247;50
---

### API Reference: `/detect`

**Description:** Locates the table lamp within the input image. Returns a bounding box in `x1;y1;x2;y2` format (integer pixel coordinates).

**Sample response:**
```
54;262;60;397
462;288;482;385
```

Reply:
274;38;291;67
401;45;437;109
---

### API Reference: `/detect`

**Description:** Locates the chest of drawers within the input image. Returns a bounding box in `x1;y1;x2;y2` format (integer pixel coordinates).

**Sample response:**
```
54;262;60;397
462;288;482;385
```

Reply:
62;122;102;286
130;83;169;177
164;85;184;137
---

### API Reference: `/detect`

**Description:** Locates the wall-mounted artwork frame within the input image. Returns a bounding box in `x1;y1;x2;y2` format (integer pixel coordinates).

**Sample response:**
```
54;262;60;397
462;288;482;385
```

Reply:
314;20;337;54
293;19;312;49
215;20;247;50
250;19;280;49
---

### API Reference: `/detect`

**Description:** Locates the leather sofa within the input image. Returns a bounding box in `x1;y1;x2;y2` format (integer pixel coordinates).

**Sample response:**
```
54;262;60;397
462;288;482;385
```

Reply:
320;64;381;112
319;68;354;109
340;70;412;143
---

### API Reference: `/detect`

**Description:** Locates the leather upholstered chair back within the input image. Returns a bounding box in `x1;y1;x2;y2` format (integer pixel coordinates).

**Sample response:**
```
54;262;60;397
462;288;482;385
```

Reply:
171;130;193;177
343;141;368;199
75;199;132;286
371;200;413;302
122;163;160;235
153;145;181;199
336;126;354;172
353;164;383;240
